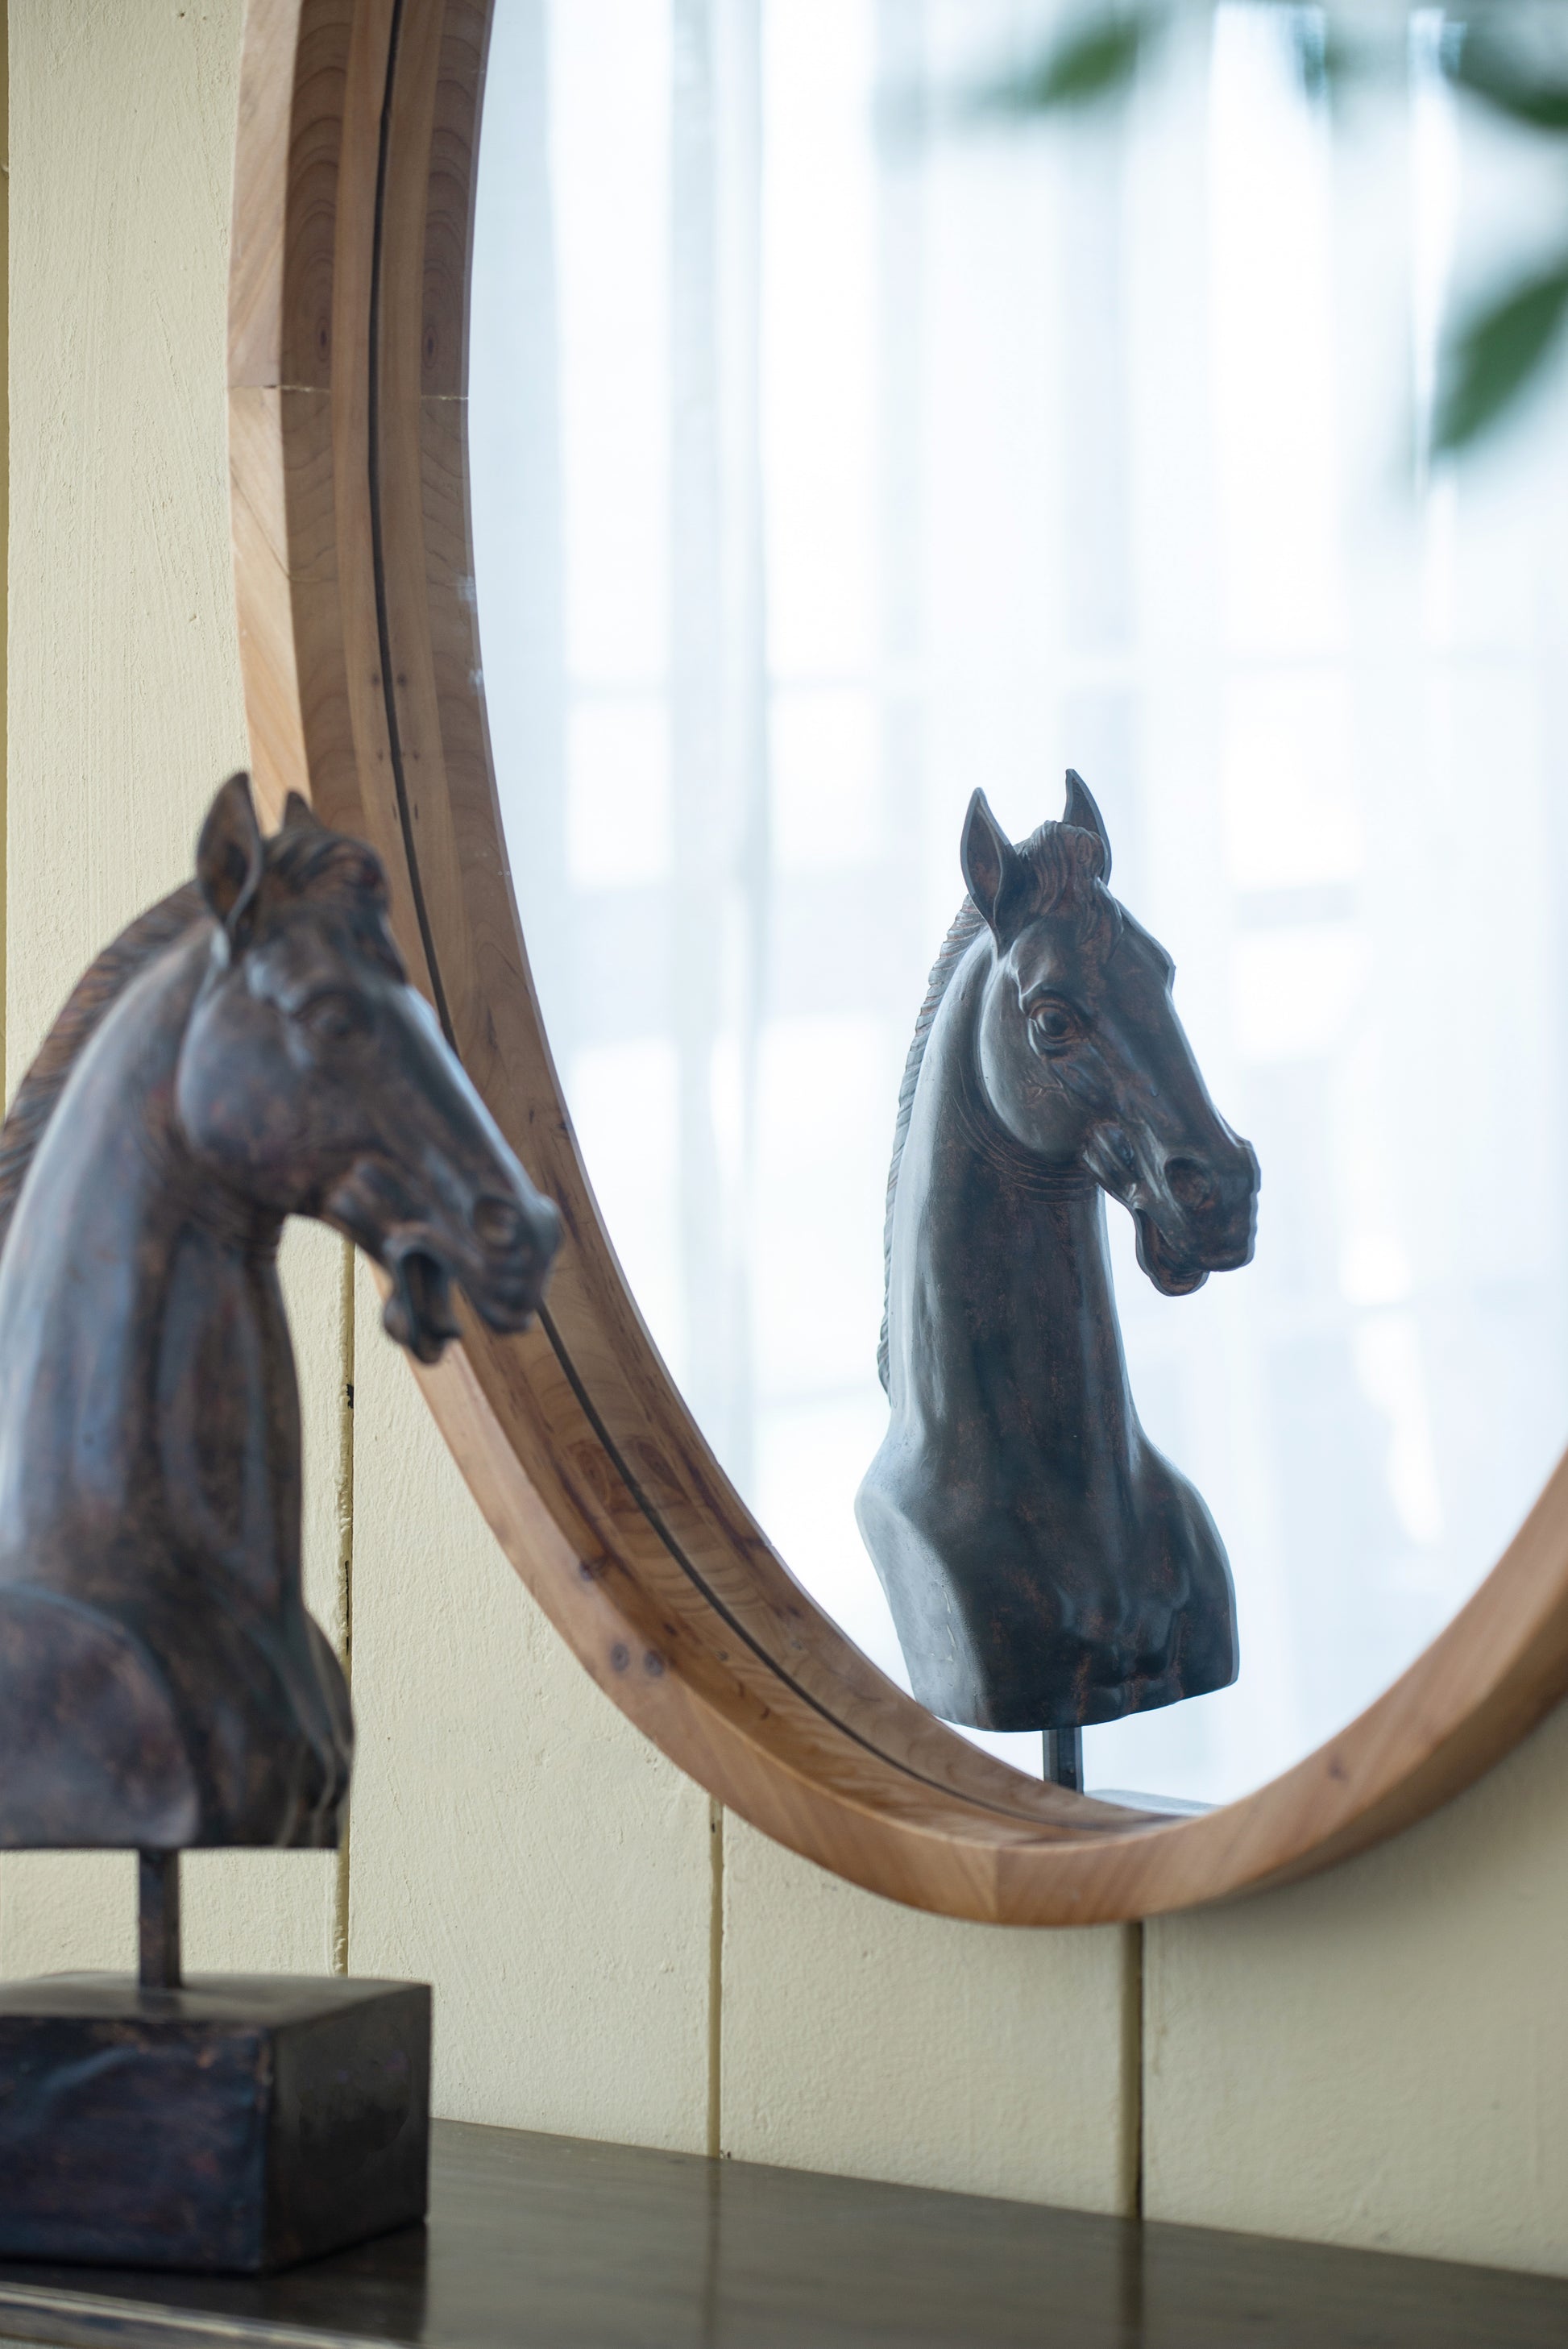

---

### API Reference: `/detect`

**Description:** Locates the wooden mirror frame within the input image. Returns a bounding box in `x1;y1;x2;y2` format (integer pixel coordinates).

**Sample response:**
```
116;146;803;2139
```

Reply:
226;0;1568;1924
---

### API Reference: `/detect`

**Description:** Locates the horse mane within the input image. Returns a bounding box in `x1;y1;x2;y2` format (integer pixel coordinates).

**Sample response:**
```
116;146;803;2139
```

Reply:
0;882;207;1262
877;896;985;1392
877;820;1114;1392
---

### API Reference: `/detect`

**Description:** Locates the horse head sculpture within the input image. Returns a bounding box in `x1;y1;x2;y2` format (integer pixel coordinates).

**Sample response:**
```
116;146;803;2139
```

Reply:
0;776;561;1849
857;772;1259;1734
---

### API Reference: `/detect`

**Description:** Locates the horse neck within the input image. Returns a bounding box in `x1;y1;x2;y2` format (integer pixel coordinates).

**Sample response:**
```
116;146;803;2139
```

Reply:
892;948;1139;1491
0;932;301;1610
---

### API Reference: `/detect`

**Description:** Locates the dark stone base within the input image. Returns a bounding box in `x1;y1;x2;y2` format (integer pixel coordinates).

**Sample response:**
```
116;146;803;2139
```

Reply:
0;1973;430;2273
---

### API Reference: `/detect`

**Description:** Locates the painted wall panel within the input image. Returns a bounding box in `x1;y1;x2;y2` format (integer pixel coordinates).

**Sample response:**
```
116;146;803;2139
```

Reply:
1145;1703;1568;2276
720;1816;1135;2211
344;1264;713;2152
6;0;247;1088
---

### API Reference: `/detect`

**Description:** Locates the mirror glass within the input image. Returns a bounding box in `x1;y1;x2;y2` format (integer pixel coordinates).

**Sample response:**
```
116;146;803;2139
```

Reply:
469;0;1568;1804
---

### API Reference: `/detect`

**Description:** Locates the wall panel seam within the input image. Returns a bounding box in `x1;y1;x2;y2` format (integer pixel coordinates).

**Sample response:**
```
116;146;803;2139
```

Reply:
707;1797;724;2158
333;1235;356;1975
1125;1919;1144;2219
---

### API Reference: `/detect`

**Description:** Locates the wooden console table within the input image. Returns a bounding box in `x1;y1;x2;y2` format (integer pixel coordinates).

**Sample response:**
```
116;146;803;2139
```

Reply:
1;2118;1565;2347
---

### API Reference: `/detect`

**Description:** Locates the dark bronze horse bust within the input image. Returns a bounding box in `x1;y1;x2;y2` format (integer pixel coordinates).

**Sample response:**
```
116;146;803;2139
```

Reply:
857;774;1259;1735
0;776;560;1850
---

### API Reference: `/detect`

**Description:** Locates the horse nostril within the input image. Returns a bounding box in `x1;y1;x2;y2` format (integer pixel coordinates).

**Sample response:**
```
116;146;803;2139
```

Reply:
473;1194;529;1255
1165;1156;1217;1213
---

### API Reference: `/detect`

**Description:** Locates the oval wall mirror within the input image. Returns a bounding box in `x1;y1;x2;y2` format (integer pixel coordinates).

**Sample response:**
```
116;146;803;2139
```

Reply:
230;0;1568;1920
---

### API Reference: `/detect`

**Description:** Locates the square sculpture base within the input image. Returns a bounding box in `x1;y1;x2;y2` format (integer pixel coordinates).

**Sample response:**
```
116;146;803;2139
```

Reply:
0;1972;430;2273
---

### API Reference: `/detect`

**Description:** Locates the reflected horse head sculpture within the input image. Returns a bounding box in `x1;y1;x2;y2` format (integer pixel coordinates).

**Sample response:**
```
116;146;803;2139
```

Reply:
0;776;561;1849
857;773;1258;1733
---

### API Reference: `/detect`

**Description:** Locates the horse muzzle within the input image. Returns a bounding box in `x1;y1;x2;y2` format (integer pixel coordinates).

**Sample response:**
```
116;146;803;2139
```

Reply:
396;1188;562;1363
463;1188;563;1332
333;1168;562;1367
1134;1139;1259;1297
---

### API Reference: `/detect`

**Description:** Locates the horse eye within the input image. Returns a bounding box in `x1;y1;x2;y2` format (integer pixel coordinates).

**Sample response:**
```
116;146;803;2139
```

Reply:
1028;998;1080;1048
296;989;367;1044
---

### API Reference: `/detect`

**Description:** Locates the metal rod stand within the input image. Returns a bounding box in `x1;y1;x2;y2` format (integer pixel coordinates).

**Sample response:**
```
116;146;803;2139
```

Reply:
1043;1729;1084;1791
138;1849;182;1991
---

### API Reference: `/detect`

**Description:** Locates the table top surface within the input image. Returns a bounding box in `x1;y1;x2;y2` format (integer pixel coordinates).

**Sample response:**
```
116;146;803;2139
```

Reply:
1;2117;1566;2349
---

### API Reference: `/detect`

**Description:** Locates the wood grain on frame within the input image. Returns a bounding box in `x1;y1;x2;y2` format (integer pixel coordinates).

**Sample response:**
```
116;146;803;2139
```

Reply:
226;0;1568;1923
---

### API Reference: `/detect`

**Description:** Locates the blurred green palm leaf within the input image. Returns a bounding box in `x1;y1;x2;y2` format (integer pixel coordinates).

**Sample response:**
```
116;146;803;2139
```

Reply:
972;9;1156;117
1433;262;1568;455
1450;28;1568;131
963;3;1568;458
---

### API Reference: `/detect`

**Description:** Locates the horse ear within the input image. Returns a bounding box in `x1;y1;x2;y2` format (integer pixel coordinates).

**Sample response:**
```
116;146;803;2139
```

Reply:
197;772;264;947
283;789;322;831
960;790;1027;937
1063;768;1112;883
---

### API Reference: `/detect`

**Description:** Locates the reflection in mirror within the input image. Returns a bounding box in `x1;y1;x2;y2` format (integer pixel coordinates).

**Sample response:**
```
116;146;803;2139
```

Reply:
859;772;1255;1771
470;1;1568;1804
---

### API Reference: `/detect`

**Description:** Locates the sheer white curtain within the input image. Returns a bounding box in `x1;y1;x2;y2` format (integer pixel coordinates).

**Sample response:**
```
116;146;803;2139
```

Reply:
471;0;1568;1803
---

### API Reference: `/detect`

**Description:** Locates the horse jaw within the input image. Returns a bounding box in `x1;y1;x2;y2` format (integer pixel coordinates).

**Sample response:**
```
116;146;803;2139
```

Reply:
383;1247;463;1365
1132;1206;1211;1298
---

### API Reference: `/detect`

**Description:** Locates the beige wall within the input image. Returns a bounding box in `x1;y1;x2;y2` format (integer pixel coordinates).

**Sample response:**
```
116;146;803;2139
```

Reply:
5;0;1568;2282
